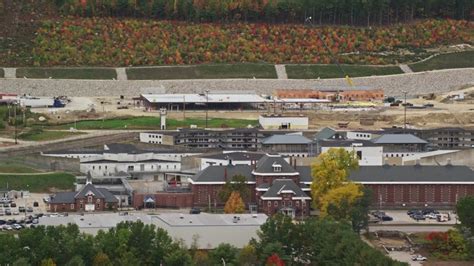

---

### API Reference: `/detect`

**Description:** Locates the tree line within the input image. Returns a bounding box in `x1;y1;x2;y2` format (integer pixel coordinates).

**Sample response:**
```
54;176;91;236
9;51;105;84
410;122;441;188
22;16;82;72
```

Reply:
0;217;403;266
55;0;472;25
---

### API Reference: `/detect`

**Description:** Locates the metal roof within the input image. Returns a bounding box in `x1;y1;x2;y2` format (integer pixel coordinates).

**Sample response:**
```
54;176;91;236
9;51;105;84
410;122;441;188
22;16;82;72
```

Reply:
372;134;428;144
314;127;337;140
319;139;379;147
141;93;268;104
254;155;297;174
200;151;265;161
262;134;312;145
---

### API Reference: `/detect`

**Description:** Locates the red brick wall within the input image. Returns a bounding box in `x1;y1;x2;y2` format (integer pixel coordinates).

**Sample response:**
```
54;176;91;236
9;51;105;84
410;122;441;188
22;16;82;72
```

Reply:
255;175;300;187
133;192;194;209
191;184;256;207
49;198;117;212
365;184;474;208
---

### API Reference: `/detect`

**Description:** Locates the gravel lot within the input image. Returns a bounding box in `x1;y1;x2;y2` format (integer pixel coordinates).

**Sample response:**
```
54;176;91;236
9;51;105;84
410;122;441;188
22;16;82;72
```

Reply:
0;68;472;97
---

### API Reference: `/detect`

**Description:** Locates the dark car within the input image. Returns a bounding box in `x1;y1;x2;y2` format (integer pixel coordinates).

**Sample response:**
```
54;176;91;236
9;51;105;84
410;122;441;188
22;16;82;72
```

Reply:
189;208;201;214
422;208;438;215
381;215;393;221
18;206;25;213
407;209;420;216
33;201;39;207
371;211;385;218
0;220;6;225
26;207;33;213
5;209;12;215
412;214;426;221
10;203;16;207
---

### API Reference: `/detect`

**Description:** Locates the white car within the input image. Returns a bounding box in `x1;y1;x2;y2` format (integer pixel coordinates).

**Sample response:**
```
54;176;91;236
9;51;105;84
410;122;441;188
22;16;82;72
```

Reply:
12;210;19;215
2;225;13;231
425;213;437;219
412;255;427;261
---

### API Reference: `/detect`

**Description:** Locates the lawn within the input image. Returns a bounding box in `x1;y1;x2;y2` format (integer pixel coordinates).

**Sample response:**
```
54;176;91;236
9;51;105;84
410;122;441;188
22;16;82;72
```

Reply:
16;67;117;79
0;172;75;192
51;117;259;130
285;64;403;79
0;162;41;173
127;64;277;80
409;51;474;72
18;130;85;141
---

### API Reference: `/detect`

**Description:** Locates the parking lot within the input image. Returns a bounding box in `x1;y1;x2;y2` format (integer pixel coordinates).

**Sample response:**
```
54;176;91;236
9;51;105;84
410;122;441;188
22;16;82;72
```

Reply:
370;209;457;225
0;193;50;231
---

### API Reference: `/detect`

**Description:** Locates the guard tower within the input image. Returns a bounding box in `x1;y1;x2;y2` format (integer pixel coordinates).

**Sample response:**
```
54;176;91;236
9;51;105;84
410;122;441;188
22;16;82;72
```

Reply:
160;108;167;130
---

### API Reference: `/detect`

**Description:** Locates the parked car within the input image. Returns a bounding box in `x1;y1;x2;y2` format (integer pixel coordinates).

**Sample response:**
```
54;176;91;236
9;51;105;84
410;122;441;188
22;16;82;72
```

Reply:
32;219;39;224
412;255;427;261
3;203;10;208
437;214;449;222
422;208;438;215
43;197;50;203
371;211;386;219
381;215;393;221
26;207;33;212
407;209;419;216
2;225;13;231
189;208;201;214
12;224;22;230
5;209;12;215
12;210;19;215
0;210;4;216
0;220;5;225
18;206;25;212
10;203;16;207
425;213;438;219
412;214;426;221
33;201;39;207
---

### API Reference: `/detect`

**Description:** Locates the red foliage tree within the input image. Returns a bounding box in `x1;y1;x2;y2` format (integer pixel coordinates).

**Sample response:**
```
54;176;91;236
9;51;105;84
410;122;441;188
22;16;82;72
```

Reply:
266;253;285;266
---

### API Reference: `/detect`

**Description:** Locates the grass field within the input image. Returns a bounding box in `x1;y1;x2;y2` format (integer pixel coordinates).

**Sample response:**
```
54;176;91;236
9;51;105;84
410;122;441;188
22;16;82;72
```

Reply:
51;117;258;130
16;67;117;79
409;51;474;72
18;130;85;141
0;162;41;173
285;64;404;79
127;64;277;80
0;172;75;192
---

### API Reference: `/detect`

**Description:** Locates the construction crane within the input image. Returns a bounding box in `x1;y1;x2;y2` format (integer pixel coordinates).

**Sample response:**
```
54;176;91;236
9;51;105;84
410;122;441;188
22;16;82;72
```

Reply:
304;17;354;101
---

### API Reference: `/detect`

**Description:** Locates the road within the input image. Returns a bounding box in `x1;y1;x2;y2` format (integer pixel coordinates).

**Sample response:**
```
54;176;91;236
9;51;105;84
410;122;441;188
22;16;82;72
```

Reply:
369;225;454;232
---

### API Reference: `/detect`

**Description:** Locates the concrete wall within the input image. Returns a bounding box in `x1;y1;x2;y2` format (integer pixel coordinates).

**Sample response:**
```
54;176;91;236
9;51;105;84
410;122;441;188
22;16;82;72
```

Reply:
406;149;474;168
322;146;383;166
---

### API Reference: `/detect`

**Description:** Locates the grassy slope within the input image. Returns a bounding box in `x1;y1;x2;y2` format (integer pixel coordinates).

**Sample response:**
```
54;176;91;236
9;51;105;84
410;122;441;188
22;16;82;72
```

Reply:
409;51;474;72
127;64;277;80
16;67;117;79
285;64;403;79
18;130;85;141
0;163;41;173
0;172;75;192
50;117;258;130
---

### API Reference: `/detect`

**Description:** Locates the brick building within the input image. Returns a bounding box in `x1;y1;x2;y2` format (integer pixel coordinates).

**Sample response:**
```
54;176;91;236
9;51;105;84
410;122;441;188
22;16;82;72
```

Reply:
275;89;384;102
49;175;118;212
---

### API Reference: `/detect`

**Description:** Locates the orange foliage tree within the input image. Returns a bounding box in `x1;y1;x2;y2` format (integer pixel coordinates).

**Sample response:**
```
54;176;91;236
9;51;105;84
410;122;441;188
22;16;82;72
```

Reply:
224;191;245;214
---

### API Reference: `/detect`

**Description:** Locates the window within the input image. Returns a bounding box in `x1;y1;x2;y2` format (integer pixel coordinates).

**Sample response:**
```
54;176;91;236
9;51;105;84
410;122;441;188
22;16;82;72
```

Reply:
88;196;93;203
288;201;292;207
267;201;271;207
128;165;134;171
296;201;300;207
356;151;362;160
302;201;306;206
174;165;177;169
99;166;102;170
70;204;75;210
274;201;278;207
92;166;95;170
96;199;101;203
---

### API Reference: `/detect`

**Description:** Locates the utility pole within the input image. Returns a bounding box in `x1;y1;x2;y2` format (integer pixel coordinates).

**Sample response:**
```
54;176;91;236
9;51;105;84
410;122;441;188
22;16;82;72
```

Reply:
205;90;209;128
14;103;18;145
183;95;186;120
403;91;407;131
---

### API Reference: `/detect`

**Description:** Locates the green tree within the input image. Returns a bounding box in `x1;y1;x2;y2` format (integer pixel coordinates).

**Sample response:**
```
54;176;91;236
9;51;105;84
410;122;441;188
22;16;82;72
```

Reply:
209;243;239;265
92;252;112;266
12;258;31;266
65;256;85;266
218;174;250;202
238;244;258;266
164;248;193;266
456;196;474;234
350;187;373;233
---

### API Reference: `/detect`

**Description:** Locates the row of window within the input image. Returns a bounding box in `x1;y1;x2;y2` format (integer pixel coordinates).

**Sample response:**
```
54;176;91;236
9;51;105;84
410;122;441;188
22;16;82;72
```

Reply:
266;200;306;207
148;135;163;139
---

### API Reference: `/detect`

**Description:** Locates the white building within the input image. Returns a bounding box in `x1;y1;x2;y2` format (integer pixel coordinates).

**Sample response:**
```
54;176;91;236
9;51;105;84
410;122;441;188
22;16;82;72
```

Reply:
198;151;266;170
259;115;309;130
319;140;383;166
346;131;374;140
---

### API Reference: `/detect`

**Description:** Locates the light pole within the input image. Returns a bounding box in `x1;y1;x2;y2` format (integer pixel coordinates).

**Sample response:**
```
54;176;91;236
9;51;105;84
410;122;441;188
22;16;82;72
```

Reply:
403;91;407;131
205;90;210;128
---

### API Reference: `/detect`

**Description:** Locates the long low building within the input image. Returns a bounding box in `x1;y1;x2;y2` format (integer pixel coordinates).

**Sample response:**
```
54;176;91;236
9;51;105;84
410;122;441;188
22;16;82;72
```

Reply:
38;213;268;249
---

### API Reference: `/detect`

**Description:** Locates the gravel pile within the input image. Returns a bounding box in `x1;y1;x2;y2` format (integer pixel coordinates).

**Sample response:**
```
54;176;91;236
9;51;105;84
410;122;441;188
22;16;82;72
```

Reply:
0;68;472;97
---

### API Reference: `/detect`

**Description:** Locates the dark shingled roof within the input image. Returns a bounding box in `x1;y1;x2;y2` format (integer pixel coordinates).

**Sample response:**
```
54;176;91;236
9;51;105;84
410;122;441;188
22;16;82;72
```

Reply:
261;179;310;199
74;183;118;203
191;165;254;183
49;192;76;204
319;139;379;147
296;166;312;183
314;127;337;140
349;165;474;183
254;155;297;174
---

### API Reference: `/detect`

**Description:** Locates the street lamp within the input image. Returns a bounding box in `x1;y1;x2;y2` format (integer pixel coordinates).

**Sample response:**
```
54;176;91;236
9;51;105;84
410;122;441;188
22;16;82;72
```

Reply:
205;90;210;128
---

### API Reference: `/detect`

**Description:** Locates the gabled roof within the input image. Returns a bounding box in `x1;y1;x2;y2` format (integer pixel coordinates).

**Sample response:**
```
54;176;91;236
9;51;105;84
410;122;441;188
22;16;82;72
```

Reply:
190;165;254;183
74;183;118;203
262;134;312;145
372;134;428;144
253;155;297;175
296;166;312;183
349;165;474;183
261;179;310;200
314;127;337;140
